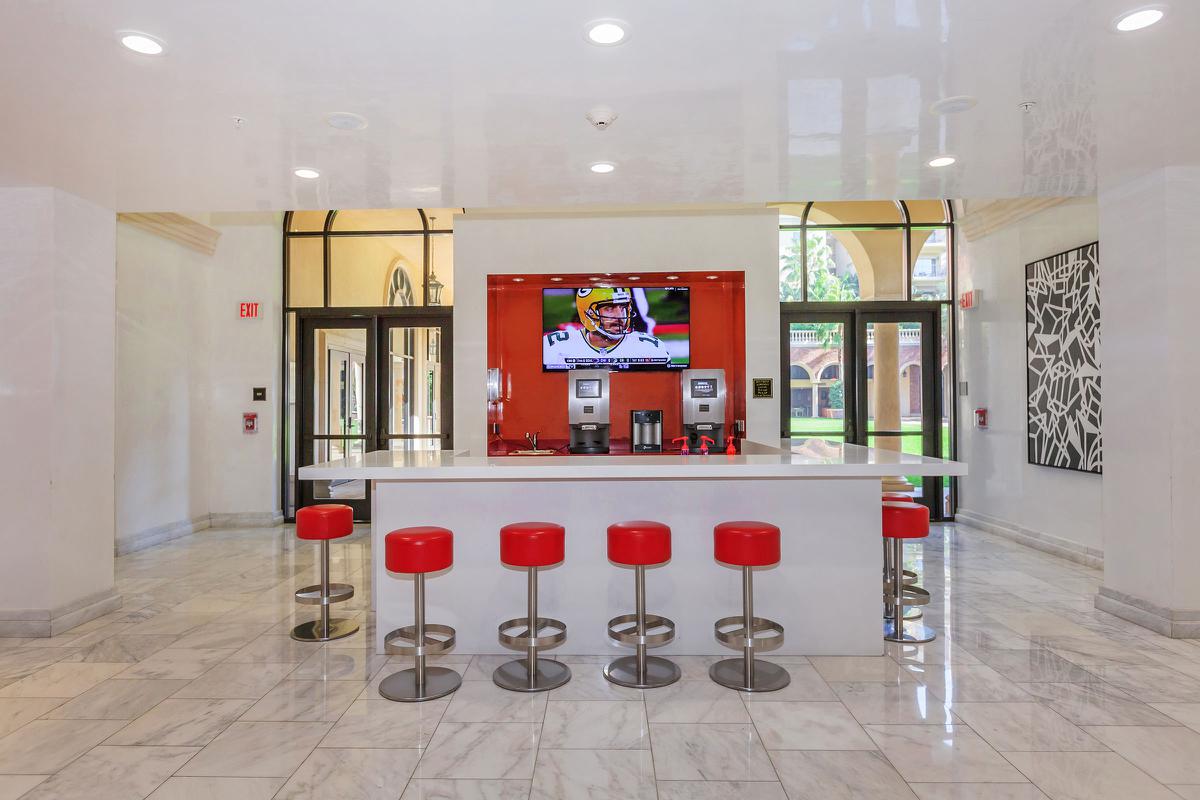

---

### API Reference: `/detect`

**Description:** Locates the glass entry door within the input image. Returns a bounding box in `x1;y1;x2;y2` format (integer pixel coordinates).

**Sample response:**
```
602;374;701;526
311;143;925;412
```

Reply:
378;320;452;451
299;318;375;518
297;311;453;520
781;305;945;519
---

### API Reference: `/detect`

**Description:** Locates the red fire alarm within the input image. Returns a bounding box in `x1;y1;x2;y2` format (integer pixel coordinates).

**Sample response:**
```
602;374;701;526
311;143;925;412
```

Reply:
239;302;260;319
974;408;988;429
243;412;258;434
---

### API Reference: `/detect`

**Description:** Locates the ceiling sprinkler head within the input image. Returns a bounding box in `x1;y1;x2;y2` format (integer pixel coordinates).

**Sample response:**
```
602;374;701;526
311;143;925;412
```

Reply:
1018;100;1038;114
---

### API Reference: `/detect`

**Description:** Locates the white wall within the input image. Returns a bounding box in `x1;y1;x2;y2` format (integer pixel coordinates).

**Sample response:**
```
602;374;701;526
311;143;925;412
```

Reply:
116;225;211;550
0;188;120;634
956;198;1104;564
452;209;782;455
115;212;282;551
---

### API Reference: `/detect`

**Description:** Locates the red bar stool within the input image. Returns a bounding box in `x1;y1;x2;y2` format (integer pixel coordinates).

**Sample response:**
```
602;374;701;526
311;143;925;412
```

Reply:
883;501;935;644
291;504;359;642
378;527;462;702
493;522;572;693
604;521;680;689
711;521;789;692
881;493;921;619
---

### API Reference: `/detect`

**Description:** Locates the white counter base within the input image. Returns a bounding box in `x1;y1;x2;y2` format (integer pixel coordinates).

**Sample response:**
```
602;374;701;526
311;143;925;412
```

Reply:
372;475;883;657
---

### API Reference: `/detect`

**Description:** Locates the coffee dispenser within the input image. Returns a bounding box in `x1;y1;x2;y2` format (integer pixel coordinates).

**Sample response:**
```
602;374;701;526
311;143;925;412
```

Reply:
568;369;610;454
630;410;664;453
680;368;726;451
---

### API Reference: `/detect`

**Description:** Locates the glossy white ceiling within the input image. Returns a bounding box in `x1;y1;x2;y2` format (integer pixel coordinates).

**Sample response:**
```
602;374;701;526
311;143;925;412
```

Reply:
0;0;1195;212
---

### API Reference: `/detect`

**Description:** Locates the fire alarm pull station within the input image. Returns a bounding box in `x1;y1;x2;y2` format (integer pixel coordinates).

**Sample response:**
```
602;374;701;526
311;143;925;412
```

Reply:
243;412;258;434
974;408;988;429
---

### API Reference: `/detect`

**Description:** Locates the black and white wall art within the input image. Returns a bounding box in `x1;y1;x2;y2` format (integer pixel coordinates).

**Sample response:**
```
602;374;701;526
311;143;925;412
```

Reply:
1025;242;1102;473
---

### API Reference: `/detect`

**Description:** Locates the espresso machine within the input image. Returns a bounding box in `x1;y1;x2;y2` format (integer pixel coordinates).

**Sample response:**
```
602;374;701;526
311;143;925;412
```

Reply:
680;368;726;451
568;369;610;454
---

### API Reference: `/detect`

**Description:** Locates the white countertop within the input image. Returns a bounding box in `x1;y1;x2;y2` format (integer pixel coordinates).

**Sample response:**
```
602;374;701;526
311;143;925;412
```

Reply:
298;438;966;481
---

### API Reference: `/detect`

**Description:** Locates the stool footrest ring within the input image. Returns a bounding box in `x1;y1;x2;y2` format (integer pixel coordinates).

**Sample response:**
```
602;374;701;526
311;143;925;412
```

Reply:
295;583;354;605
713;615;785;652
384;623;456;656
606;613;676;648
884;585;931;608
497;617;567;650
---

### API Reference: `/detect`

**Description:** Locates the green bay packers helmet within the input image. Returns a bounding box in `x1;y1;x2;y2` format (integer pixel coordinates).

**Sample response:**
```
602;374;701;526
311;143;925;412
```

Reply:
576;287;636;340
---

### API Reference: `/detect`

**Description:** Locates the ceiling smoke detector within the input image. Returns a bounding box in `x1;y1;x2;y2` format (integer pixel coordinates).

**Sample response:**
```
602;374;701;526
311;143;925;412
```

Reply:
586;106;618;130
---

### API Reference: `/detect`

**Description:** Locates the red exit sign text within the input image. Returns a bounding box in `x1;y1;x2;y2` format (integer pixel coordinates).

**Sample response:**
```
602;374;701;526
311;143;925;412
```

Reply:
239;302;260;319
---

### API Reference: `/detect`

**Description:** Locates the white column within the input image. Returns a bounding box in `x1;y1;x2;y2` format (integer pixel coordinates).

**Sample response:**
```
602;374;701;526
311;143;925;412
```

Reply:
1095;166;1200;636
0;188;120;636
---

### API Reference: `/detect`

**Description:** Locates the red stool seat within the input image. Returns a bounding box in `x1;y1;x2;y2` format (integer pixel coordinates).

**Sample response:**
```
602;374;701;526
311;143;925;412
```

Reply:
500;522;565;567
882;501;930;539
714;521;780;566
882;493;911;502
386;527;453;573
296;504;353;540
608;521;671;566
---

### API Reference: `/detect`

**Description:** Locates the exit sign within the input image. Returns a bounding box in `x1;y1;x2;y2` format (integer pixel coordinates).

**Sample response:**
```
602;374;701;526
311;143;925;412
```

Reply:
239;302;260;319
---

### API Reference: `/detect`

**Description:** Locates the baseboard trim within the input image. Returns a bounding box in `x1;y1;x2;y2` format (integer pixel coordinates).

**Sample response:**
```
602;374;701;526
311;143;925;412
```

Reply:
0;587;123;638
117;514;212;555
209;510;285;528
1096;585;1200;638
955;508;1103;569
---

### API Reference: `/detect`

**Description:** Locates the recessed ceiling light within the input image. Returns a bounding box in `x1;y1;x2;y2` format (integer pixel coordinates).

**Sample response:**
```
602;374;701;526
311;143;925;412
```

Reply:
665;275;679;281
585;20;628;46
326;111;368;131
119;32;165;55
293;168;321;179
1114;5;1166;31
927;155;957;168
550;277;564;282
512;277;525;283
929;95;977;115
589;161;616;174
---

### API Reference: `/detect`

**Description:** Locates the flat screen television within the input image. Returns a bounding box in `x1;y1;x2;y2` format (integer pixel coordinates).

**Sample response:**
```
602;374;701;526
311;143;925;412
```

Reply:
542;286;690;371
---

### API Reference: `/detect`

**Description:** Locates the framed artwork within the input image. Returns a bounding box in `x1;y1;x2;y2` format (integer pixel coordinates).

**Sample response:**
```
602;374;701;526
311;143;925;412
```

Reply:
1025;241;1102;473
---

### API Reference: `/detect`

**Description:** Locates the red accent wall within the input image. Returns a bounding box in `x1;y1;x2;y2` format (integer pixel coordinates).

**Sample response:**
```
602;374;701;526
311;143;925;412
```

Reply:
487;272;746;453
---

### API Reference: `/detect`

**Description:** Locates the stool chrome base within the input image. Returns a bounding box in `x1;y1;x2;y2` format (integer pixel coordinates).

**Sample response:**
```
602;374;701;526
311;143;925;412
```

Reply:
290;618;359;643
709;657;791;693
604;654;681;689
884;619;936;644
493;657;571;693
378;666;462;702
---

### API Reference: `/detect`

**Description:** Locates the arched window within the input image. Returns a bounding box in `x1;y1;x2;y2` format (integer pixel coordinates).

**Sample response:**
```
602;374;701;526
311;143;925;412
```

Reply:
790;365;811;381
820;364;840;381
387;260;416;307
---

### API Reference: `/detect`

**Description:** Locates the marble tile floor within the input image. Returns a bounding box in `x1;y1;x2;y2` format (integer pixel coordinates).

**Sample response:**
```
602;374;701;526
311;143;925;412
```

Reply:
1;523;1200;798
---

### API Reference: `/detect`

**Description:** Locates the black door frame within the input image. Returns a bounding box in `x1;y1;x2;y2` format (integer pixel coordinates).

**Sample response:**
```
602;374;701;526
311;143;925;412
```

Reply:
780;302;946;520
295;306;453;521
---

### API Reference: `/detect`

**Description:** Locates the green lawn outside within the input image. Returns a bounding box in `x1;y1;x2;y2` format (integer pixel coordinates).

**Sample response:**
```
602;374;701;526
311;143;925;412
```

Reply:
789;417;950;487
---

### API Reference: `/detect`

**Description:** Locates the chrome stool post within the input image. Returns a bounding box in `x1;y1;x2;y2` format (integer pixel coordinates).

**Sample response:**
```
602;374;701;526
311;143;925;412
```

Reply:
883;540;922;621
494;564;570;692
711;565;789;692
378;527;462;703
605;563;680;689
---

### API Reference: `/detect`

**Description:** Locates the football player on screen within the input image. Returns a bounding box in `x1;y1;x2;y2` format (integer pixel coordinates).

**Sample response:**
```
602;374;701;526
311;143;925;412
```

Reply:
543;287;670;368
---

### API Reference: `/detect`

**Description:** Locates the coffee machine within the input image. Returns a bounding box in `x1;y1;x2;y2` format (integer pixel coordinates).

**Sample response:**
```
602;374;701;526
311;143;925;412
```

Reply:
568;369;610;454
680;368;726;451
630;410;663;453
